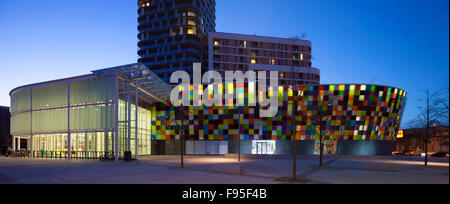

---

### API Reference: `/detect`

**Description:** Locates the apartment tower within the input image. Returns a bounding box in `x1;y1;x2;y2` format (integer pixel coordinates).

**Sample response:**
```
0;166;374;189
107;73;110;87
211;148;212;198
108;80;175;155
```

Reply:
138;0;216;82
208;32;320;85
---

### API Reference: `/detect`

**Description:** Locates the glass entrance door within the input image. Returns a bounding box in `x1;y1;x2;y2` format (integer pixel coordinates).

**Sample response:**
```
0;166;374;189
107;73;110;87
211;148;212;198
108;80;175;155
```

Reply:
252;140;276;155
314;140;337;155
324;141;337;155
257;142;266;154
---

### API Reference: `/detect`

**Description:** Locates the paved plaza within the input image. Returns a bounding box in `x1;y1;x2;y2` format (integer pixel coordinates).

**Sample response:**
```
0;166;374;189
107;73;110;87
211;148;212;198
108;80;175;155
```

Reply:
0;155;448;184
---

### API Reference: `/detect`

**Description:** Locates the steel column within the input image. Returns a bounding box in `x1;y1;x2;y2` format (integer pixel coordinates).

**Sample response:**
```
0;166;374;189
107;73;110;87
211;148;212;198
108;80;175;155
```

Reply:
85;132;88;159
12;136;15;152
114;74;119;161
30;88;33;157
135;80;139;159
67;82;71;160
127;85;131;152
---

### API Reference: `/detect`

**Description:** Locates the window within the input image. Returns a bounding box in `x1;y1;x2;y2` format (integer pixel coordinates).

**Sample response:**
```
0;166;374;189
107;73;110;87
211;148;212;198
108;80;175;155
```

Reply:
270;59;275;65
187;20;196;26
214;40;220;46
251;58;256;64
187;11;196;17
213;47;220;54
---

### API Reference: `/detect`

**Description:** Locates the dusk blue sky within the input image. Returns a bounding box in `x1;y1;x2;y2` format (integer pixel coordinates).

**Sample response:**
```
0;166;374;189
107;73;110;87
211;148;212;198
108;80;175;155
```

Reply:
0;0;448;128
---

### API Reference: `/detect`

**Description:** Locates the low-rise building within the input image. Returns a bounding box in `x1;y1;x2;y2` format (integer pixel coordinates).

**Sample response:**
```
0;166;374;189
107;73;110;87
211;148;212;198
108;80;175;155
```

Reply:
394;126;449;153
9;64;408;160
0;106;11;153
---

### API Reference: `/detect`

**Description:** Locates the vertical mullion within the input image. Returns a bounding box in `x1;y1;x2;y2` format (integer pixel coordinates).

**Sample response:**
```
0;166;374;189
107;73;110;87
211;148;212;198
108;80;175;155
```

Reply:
114;74;119;161
30;88;33;157
135;81;139;159
68;82;71;160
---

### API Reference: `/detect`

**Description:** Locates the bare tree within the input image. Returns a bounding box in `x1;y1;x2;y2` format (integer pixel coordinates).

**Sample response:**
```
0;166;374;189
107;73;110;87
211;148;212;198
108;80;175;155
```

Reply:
411;89;442;166
290;36;300;180
434;78;449;128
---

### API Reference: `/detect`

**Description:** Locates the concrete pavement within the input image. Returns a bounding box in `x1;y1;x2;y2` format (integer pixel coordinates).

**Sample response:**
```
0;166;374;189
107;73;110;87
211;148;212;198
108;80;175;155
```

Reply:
0;155;448;184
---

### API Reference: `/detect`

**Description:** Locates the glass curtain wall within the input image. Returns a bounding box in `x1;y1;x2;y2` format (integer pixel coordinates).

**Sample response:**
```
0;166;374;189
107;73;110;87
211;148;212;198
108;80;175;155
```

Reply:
118;87;152;157
138;106;152;155
10;76;117;158
11;75;153;159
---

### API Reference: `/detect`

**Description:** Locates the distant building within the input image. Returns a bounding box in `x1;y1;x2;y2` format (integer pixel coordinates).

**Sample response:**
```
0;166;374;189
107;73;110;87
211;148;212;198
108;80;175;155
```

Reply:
394;126;449;153
0;106;11;151
208;32;320;85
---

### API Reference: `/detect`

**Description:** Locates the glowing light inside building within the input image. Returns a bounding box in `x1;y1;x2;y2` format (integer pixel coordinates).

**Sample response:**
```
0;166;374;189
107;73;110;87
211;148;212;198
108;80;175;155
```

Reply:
397;130;404;138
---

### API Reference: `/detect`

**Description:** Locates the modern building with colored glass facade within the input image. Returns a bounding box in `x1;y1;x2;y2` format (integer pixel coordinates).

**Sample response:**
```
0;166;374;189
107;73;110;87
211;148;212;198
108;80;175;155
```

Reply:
9;0;408;159
10;63;408;160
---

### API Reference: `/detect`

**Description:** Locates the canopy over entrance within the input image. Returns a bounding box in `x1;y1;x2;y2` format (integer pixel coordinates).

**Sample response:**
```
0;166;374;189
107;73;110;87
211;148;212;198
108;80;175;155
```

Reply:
92;63;172;104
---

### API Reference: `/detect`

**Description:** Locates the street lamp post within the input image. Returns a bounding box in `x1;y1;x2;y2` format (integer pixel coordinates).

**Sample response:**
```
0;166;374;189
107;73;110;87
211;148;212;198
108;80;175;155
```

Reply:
234;107;241;162
175;105;185;168
319;114;323;168
318;101;325;168
290;37;300;181
292;87;298;180
181;128;184;168
239;106;242;162
318;98;330;168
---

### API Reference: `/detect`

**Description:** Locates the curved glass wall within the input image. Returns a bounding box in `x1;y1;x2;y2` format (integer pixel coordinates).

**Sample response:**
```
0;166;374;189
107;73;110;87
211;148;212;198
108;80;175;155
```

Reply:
32;108;68;133
11;89;31;114
10;75;153;158
11;76;116;135
151;84;407;142
32;83;68;110
70;104;115;132
70;77;115;105
11;112;30;135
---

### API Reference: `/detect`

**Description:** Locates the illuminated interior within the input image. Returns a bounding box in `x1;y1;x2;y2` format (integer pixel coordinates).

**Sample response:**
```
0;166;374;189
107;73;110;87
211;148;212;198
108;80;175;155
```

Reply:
252;140;276;155
10;72;154;158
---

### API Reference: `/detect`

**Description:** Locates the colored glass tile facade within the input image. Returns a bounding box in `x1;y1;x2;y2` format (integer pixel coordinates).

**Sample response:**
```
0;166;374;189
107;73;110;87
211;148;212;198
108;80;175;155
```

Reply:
151;84;407;142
